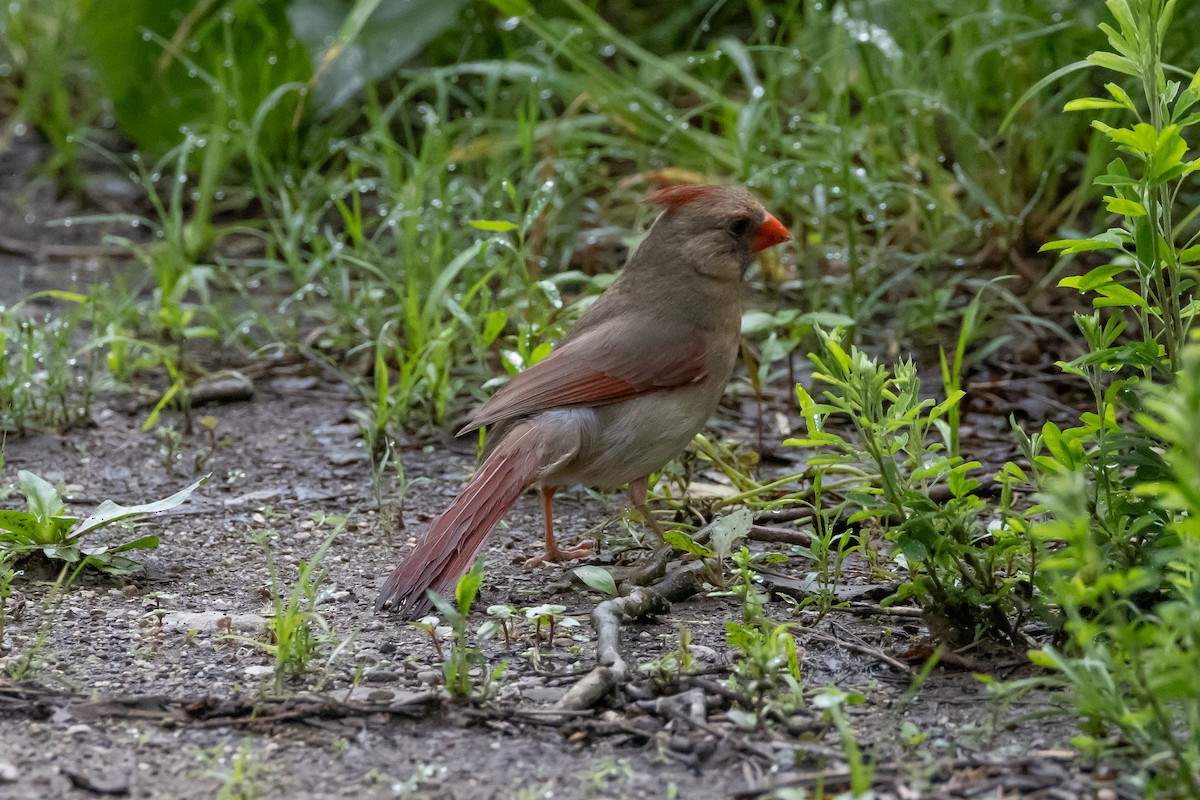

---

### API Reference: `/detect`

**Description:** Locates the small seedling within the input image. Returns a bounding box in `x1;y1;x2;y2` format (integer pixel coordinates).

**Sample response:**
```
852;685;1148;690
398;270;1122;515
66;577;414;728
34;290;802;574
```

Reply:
233;528;347;693
427;559;505;702
193;738;266;800
485;603;517;647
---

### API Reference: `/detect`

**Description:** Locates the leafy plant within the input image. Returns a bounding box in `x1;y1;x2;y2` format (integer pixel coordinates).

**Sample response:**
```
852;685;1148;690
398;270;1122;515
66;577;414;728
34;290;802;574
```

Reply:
789;330;1030;644
427;559;505;702
0;293;96;435
813;687;875;798
239;527;348;693
0;470;205;575
193;738;267;800
723;547;804;729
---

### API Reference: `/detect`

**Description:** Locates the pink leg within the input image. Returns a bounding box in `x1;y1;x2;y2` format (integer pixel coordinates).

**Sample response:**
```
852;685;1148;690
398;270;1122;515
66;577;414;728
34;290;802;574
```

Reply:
629;475;667;545
525;485;593;567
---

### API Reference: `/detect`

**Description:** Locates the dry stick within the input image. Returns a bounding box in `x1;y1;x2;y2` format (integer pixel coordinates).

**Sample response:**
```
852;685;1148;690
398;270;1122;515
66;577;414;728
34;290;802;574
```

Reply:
825;602;924;619
557;561;707;711
749;524;812;546
796;628;910;673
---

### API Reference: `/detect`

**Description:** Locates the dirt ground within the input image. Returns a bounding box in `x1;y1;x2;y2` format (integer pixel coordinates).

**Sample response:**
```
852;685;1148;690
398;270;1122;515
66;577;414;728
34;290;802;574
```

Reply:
1;137;1134;800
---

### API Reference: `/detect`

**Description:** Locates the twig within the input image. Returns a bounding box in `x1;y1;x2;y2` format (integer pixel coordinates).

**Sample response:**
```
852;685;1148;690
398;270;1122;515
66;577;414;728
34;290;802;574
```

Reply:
749;524;812;546
796;628;910;673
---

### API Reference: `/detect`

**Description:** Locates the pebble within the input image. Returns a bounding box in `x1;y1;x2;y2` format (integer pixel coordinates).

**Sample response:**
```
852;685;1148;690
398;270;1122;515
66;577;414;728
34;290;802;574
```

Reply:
521;686;565;703
161;611;267;634
416;670;441;685
244;665;274;677
0;759;16;783
364;670;398;684
66;724;92;736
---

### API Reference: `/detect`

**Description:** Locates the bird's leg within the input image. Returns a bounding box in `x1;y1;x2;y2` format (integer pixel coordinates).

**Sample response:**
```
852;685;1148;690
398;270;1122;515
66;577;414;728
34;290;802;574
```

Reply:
525;485;593;568
629;475;668;547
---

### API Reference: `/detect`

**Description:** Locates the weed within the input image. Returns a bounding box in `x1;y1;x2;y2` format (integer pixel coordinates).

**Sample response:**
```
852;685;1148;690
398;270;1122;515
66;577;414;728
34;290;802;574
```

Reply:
0;294;96;435
0;469;205;575
790;330;1030;644
193;738;266;800
427;560;505;702
813;687;876;798
6;562;72;681
239;527;347;694
723;547;804;728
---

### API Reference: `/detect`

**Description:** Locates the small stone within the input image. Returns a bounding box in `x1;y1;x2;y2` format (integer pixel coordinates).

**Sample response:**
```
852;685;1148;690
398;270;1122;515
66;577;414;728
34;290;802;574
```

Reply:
66;724;92;736
244;665;274;678
521;686;565;703
0;759;17;782
416;670;441;686
364;670;398;684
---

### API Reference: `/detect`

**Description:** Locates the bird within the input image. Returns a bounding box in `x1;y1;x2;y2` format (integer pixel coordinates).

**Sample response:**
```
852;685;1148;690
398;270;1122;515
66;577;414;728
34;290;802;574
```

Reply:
377;183;790;617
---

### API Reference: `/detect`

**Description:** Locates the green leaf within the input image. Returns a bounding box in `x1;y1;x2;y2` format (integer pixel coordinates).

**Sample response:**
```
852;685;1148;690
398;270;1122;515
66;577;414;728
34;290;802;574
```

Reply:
289;0;470;115
111;534;160;553
0;511;40;540
1093;283;1148;308
573;565;617;596
664;531;714;558
455;559;485;614
1148;126;1189;185
71;475;208;539
1058;263;1126;291
468;219;520;232
19;471;65;522
1103;196;1146;217
1086;51;1139;77
709;508;753;560
1063;98;1127;112
79;0;311;156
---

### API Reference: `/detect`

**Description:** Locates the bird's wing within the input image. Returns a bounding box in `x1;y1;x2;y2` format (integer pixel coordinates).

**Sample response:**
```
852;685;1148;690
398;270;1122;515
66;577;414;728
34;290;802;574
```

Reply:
458;321;708;434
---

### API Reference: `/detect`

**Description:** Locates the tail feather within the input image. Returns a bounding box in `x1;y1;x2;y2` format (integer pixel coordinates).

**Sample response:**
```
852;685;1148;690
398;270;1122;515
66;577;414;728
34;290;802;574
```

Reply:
376;425;544;618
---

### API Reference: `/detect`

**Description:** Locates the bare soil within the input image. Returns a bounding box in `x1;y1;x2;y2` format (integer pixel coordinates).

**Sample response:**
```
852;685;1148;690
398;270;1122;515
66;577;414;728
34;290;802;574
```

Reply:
0;134;1134;800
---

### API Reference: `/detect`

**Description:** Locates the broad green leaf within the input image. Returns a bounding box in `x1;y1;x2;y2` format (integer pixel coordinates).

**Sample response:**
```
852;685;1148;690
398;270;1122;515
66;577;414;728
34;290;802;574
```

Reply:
0;511;39;540
573;565;617;596
709;509;753;560
1103;196;1146;217
1093;283;1148;308
289;0;470;116
112;535;161;553
72;475;208;539
19;471;65;522
1087;51;1138;77
664;531;714;558
1148;126;1189;185
1058;263;1125;291
1040;237;1123;254
455;559;485;614
79;0;310;156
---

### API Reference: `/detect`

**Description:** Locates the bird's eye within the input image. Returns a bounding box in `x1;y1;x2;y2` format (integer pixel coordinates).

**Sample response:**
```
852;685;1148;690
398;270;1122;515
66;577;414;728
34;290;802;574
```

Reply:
728;217;754;237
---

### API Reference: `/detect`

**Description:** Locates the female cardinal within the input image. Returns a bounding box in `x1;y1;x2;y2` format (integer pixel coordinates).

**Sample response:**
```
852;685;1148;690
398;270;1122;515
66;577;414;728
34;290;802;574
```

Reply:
377;184;790;617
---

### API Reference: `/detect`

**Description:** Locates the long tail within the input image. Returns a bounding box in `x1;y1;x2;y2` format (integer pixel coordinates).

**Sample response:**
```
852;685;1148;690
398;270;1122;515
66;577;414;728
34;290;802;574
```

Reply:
376;423;546;618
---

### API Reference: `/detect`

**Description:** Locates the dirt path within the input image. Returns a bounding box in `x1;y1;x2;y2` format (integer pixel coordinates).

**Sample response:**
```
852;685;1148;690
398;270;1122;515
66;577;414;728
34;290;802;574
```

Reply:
0;370;1128;800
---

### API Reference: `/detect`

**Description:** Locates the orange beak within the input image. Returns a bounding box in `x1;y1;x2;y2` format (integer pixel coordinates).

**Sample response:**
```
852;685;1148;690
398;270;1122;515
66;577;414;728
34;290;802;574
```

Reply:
751;212;791;253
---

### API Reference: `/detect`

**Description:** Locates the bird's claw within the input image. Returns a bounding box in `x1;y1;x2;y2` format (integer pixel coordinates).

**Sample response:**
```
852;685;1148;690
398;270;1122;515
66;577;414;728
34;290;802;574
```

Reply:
524;540;594;568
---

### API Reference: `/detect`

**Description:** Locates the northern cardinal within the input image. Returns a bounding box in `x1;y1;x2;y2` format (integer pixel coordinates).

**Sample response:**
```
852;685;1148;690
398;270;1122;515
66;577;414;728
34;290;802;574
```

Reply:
377;184;790;617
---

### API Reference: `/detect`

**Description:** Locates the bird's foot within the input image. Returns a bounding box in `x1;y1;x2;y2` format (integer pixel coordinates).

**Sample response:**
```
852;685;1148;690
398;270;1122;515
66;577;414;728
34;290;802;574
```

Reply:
524;540;594;568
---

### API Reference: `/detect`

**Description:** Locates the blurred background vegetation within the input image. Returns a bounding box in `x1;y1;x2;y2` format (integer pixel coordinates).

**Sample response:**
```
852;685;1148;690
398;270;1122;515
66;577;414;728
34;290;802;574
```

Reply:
6;0;1194;436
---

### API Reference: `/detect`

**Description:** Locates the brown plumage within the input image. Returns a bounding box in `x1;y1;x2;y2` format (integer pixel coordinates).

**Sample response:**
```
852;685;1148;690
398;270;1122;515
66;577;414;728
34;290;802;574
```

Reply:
377;184;790;617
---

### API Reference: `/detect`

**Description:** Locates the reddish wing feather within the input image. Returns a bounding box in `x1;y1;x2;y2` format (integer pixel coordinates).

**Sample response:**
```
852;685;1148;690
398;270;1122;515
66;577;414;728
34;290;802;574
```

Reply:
460;333;707;434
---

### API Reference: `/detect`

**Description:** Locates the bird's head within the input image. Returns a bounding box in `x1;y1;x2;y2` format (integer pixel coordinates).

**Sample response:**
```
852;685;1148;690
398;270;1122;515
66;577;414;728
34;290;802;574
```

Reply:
643;184;790;281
